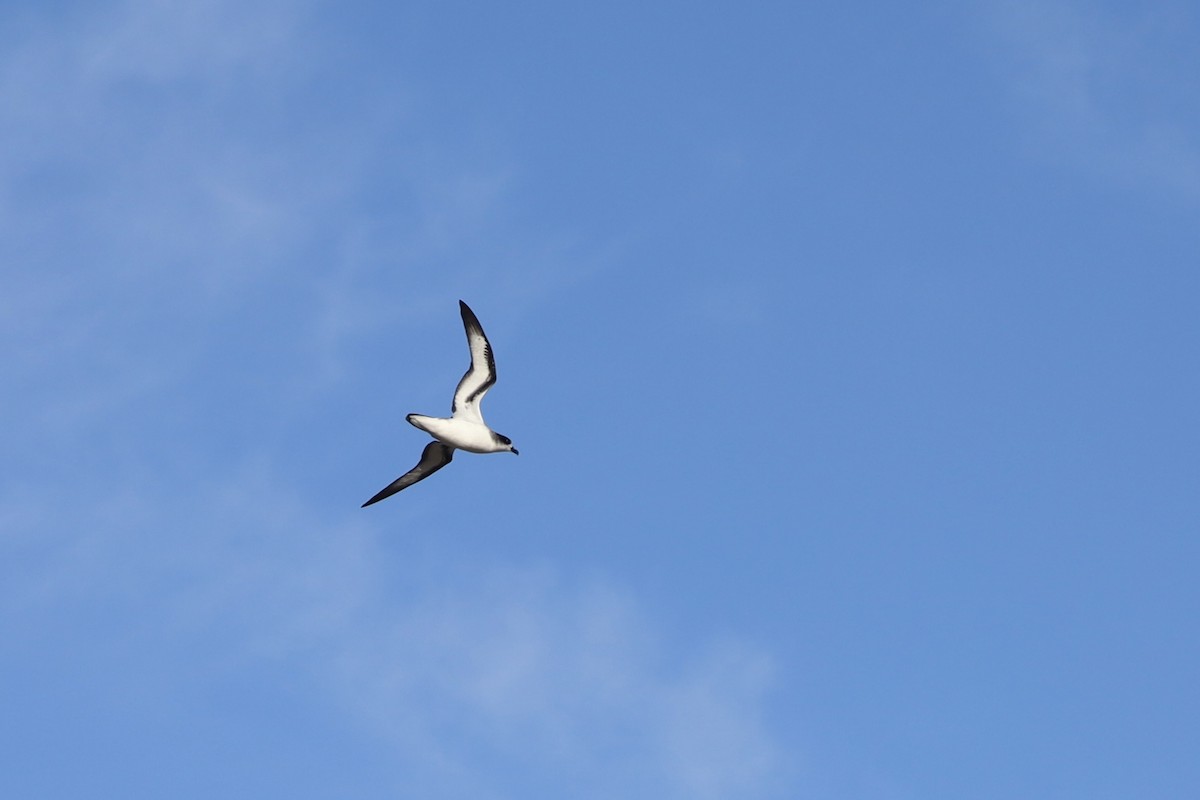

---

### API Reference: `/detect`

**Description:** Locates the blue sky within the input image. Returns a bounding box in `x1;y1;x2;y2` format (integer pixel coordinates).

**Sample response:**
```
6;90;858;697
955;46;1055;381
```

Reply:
2;1;1198;797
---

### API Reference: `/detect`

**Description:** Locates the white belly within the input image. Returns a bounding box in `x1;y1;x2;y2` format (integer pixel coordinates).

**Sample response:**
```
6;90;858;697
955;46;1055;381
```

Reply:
407;415;501;453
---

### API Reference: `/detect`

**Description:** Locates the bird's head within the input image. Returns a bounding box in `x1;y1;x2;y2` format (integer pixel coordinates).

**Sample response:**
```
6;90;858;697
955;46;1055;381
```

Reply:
495;433;519;455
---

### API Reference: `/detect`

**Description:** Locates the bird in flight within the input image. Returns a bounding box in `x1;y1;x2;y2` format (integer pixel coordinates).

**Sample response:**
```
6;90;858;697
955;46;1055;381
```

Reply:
362;300;519;507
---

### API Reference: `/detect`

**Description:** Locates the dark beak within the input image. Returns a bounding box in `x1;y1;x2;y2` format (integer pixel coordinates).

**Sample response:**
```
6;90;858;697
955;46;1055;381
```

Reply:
511;448;520;455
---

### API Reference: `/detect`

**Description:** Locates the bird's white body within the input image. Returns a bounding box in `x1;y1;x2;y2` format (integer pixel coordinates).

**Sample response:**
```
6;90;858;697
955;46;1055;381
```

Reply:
406;414;509;454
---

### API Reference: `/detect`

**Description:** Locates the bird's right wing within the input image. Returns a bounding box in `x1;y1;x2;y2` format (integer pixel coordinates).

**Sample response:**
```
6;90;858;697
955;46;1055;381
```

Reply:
361;441;455;507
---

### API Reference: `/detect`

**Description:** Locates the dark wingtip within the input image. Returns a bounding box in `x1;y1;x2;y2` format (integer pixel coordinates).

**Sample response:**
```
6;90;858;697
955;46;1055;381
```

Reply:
458;300;487;343
361;486;393;507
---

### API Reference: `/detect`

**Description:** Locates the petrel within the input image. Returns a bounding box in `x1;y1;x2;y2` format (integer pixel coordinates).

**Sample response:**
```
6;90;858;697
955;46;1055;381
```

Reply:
362;300;519;507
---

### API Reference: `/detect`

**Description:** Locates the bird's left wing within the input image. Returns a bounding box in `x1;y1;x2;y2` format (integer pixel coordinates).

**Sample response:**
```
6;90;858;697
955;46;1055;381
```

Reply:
361;441;455;507
451;300;497;424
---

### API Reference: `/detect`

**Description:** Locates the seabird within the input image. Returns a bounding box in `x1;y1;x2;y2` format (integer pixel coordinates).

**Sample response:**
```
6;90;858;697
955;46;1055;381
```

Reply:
362;300;518;507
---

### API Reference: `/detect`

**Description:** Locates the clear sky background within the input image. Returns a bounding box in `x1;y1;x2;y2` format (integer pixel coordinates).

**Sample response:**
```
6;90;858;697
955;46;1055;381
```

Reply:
3;1;1198;798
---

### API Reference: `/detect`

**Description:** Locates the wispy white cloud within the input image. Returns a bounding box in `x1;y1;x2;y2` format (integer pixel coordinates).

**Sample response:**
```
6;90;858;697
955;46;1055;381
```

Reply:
77;0;309;85
0;1;336;426
331;564;784;799
1;464;788;799
984;0;1200;199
